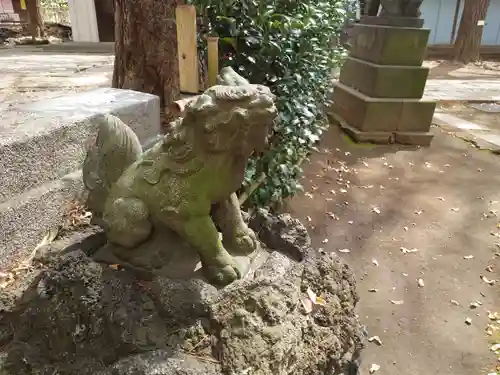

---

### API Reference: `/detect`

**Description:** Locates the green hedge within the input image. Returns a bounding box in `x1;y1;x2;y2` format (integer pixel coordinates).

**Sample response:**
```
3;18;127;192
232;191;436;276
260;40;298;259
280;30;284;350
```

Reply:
189;0;352;208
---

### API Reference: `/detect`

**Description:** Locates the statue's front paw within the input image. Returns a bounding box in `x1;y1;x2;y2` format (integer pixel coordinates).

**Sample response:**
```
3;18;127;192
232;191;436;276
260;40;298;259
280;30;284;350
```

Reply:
203;253;241;286
228;227;259;255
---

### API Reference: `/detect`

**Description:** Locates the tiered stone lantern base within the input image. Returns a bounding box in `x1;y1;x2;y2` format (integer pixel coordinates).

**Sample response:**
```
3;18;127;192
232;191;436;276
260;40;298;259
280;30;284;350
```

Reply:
329;16;436;146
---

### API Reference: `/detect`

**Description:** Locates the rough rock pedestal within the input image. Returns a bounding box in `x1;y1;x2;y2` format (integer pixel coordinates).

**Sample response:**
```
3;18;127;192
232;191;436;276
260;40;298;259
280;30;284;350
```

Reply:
0;210;365;375
330;16;436;146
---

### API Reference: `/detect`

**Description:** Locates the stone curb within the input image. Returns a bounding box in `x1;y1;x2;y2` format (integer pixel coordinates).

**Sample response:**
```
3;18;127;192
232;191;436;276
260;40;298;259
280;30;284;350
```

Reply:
432;111;500;153
0;88;161;272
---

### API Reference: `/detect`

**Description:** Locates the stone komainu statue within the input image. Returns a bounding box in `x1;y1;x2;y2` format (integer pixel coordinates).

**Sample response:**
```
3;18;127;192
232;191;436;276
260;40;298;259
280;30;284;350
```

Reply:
83;67;277;286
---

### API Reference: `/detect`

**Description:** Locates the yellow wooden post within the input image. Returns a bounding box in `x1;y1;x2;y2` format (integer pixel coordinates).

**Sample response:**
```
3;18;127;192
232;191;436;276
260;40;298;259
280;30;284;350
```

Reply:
206;36;219;87
176;5;199;94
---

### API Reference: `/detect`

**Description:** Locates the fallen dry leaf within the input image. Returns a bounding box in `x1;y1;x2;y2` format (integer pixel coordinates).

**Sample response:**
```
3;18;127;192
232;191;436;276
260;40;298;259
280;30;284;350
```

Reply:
0;272;14;289
326;212;338;220
481;276;497;285
469;302;480;309
400;247;418;254
306;287;326;308
486;323;499;336
368;336;383;346
302;298;313;314
488;311;500;321
390;300;404;305
35;228;59;251
369;363;380;374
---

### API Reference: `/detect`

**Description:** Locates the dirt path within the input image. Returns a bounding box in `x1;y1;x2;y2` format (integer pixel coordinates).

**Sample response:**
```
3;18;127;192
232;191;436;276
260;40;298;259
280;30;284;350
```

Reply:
284;125;500;375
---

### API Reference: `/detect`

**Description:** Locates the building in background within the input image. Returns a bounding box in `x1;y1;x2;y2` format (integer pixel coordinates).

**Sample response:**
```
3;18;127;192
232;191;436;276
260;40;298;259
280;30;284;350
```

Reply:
0;0;19;22
420;0;500;45
3;0;499;46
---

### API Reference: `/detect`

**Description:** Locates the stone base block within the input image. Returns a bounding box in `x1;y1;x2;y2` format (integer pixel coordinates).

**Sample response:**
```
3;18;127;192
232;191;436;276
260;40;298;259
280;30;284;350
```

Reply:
330;81;436;132
0;88;160;204
329;82;435;146
330;112;434;146
394;131;434;146
349;24;430;66
339;56;429;98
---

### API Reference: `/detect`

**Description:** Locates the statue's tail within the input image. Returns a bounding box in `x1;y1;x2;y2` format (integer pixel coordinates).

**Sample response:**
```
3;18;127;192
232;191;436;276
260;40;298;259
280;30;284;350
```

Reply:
82;114;142;218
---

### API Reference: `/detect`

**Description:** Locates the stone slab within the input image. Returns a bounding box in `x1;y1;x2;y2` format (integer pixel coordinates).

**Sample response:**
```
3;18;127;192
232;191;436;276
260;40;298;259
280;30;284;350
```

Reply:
36;42;115;54
432;112;488;131
349;24;430;66
330;81;435;133
423;80;500;102
472;133;500;149
339;56;429;98
467;103;500;113
0;88;161;204
360;15;424;28
0;171;83;272
93;230;271;283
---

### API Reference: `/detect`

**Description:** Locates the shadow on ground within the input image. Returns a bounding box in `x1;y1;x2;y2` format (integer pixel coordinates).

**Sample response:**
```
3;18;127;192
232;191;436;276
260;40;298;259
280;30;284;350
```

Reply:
284;124;500;375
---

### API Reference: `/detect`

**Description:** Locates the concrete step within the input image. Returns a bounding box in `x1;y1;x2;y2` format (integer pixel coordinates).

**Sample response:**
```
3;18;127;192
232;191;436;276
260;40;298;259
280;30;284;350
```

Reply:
0;88;161;272
0;171;83;271
10;42;115;54
0;88;160;204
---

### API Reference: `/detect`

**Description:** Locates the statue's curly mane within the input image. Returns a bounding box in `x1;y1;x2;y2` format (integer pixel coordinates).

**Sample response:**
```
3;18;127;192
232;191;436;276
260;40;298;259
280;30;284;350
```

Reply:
163;84;276;164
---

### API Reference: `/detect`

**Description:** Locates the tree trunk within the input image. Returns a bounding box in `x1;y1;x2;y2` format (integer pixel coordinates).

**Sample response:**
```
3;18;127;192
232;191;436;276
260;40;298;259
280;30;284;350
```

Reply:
112;0;182;124
452;0;490;63
26;0;45;40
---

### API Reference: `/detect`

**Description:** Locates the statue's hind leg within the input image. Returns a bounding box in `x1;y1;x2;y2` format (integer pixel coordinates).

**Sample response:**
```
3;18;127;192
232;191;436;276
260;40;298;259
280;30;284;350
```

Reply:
103;197;153;248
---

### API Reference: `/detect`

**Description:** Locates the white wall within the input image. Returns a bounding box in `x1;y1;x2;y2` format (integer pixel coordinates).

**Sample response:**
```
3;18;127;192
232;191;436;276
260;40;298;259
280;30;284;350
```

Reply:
67;0;99;42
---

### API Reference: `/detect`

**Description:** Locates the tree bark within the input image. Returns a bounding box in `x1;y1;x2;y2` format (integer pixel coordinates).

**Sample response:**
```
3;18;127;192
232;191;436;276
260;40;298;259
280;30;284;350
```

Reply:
26;0;45;40
452;0;490;63
112;0;182;124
